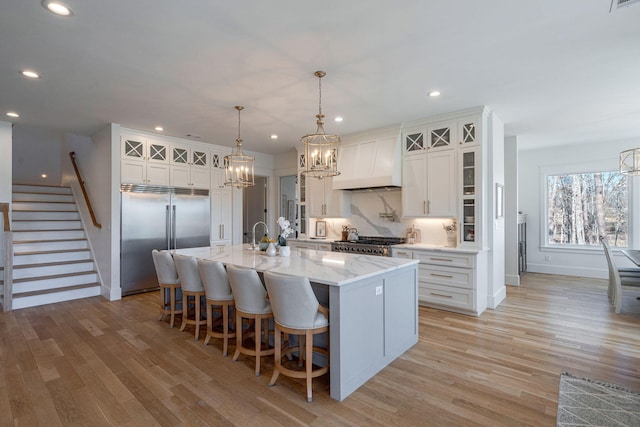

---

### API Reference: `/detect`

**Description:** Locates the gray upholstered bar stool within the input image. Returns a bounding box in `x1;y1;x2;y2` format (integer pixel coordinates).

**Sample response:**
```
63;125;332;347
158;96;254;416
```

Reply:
263;271;329;403
152;249;182;328
226;264;274;376
173;254;207;340
197;259;235;356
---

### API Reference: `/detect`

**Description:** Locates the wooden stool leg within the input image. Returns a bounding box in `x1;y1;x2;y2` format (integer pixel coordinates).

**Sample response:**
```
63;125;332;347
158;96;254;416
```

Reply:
179;294;189;332
255;315;262;376
194;294;201;340
159;287;166;321
169;287;177;328
232;311;242;362
204;301;212;346
298;334;304;367
222;303;229;356
269;326;281;386
306;330;313;403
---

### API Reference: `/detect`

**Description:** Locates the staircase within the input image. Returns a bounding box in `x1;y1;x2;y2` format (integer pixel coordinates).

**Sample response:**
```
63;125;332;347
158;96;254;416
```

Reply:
10;184;101;310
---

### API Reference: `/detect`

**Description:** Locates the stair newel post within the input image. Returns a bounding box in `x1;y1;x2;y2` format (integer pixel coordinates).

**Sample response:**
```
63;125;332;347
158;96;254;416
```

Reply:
1;203;12;311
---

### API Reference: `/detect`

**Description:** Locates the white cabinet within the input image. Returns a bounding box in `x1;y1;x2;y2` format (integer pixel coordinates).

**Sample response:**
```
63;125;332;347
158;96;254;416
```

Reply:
402;150;455;217
287;240;332;254
308;176;350;218
121;135;170;185
169;144;210;189
211;188;232;246
427;121;456;151
391;247;486;316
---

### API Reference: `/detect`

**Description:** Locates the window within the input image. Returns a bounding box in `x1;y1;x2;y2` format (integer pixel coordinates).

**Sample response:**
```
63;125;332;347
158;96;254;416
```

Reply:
547;171;628;247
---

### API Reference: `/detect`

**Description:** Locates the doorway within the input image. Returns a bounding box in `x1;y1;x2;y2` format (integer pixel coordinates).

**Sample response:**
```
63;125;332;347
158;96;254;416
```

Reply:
279;175;298;237
242;176;267;244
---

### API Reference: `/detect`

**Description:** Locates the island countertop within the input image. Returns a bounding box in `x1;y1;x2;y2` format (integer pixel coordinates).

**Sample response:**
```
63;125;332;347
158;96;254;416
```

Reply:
171;244;419;286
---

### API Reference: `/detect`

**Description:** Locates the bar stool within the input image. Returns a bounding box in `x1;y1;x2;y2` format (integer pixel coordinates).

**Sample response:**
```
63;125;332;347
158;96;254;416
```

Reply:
226;265;274;376
152;249;182;328
173;254;207;340
263;271;329;403
197;259;235;356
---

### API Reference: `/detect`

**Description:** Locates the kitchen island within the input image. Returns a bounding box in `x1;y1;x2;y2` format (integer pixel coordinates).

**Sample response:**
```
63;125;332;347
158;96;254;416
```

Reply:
171;244;419;401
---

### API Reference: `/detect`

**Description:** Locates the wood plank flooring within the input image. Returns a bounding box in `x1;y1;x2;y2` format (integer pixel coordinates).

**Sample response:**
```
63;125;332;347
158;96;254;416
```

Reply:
1;273;639;426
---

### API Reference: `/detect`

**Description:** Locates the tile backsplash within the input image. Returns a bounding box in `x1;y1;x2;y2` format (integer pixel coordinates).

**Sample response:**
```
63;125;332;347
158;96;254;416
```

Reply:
309;189;456;245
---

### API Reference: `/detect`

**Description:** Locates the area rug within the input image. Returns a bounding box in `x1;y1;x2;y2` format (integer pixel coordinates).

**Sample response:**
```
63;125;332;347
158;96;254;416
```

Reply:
557;372;640;426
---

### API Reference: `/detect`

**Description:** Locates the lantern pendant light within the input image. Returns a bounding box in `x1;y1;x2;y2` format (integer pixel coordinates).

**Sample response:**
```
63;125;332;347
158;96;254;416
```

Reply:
224;106;255;188
300;71;340;179
620;148;640;175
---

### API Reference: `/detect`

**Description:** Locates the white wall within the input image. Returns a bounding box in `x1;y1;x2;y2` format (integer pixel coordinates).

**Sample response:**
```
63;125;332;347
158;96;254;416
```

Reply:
486;112;506;308
62;125;120;300
0;121;11;203
519;138;640;278
12;125;63;185
504;136;519;285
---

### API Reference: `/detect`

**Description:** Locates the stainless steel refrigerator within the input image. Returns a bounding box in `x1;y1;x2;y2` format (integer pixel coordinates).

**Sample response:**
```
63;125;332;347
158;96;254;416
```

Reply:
120;185;210;295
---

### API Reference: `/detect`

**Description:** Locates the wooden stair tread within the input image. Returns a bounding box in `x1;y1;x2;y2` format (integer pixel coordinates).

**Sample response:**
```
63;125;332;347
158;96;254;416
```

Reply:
13;238;87;244
12;200;76;204
13;259;94;270
13;229;82;232
13;219;80;222
14;248;90;256
13;190;72;195
12;270;97;284
11;210;79;213
13;183;71;188
14;283;100;298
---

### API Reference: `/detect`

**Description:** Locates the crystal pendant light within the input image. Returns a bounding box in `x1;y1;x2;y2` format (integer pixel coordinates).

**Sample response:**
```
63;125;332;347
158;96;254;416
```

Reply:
300;71;340;179
224;106;255;188
620;148;640;175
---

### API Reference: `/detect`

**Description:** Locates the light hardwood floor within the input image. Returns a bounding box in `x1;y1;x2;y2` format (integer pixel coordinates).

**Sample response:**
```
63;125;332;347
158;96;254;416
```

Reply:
1;273;639;426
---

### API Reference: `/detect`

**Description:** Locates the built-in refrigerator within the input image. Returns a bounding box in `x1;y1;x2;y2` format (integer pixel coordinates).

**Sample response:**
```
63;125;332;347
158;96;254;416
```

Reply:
120;184;210;296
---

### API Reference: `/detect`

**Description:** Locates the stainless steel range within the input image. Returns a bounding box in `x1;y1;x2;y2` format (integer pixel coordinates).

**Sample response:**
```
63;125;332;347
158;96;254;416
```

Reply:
330;236;406;257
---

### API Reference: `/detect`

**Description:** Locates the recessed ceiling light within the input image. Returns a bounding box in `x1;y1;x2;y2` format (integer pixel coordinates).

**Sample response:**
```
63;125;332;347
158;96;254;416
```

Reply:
270;134;278;140
334;117;343;122
42;1;73;16
21;70;41;79
428;91;441;97
41;174;48;179
6;112;19;118
155;126;164;132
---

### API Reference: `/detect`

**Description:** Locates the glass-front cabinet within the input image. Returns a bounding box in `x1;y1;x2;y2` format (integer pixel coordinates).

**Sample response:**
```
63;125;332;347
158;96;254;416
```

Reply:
460;148;478;244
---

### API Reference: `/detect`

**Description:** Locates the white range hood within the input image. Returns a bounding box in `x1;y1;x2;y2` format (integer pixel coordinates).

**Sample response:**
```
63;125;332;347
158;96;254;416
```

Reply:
332;125;402;190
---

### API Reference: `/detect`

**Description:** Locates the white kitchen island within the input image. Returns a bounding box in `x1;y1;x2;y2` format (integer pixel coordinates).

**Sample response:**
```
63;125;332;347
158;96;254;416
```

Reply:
171;244;419;401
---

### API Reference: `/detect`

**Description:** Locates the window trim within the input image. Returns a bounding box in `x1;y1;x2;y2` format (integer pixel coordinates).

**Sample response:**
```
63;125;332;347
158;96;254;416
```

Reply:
540;160;637;250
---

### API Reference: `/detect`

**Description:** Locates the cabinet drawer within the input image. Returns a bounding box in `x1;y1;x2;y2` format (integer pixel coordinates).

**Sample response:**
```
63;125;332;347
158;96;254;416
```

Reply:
413;251;474;268
316;243;332;251
418;264;474;289
391;248;413;259
418;283;474;310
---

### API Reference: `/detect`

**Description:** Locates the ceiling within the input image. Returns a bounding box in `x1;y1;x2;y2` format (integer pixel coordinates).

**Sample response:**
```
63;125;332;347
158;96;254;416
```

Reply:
1;1;639;154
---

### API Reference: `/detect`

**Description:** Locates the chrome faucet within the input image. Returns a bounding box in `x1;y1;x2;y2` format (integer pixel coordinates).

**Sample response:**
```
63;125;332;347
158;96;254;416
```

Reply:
251;221;269;250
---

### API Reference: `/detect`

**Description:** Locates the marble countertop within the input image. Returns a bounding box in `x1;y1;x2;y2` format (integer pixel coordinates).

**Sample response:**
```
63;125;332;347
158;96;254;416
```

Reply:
171;244;418;287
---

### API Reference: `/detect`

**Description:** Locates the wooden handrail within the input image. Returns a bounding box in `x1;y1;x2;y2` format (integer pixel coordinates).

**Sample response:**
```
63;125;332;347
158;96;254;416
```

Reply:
1;203;9;232
69;152;102;229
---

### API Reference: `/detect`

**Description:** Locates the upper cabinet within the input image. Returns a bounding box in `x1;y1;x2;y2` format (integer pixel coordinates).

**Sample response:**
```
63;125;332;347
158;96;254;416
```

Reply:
402;149;456;217
169;143;210;189
307;176;350;218
121;135;170;185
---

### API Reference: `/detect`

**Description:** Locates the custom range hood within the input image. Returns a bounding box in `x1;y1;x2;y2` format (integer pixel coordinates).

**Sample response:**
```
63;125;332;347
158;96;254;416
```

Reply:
332;125;402;190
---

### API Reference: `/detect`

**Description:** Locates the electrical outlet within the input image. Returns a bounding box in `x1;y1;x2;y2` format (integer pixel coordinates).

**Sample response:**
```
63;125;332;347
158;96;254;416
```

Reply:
375;286;383;295
544;255;550;262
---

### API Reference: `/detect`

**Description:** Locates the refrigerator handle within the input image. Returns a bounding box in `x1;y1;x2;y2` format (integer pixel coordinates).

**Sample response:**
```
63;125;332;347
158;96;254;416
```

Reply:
166;205;171;250
172;205;177;249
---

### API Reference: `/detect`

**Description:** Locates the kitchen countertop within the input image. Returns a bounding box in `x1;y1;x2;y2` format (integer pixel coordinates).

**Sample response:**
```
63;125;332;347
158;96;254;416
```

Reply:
171;244;418;287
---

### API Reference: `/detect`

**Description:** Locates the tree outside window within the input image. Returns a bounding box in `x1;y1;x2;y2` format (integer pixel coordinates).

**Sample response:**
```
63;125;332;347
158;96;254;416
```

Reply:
547;171;628;247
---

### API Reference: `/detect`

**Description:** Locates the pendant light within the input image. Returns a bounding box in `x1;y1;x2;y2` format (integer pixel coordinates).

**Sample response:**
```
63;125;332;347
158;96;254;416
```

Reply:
224;106;255;188
620;148;640;175
300;71;340;179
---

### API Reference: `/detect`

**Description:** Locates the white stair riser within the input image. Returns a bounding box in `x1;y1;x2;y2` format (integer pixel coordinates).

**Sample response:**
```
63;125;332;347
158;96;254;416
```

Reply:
14;240;89;252
14;251;91;265
12;185;72;195
12;202;78;212
12;286;101;310
12;211;80;221
13;262;95;279
13;193;74;203
14;230;86;241
14;273;98;294
13;221;82;231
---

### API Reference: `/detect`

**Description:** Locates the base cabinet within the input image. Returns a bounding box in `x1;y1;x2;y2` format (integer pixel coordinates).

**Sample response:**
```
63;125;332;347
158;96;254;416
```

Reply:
391;247;487;316
288;240;332;254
